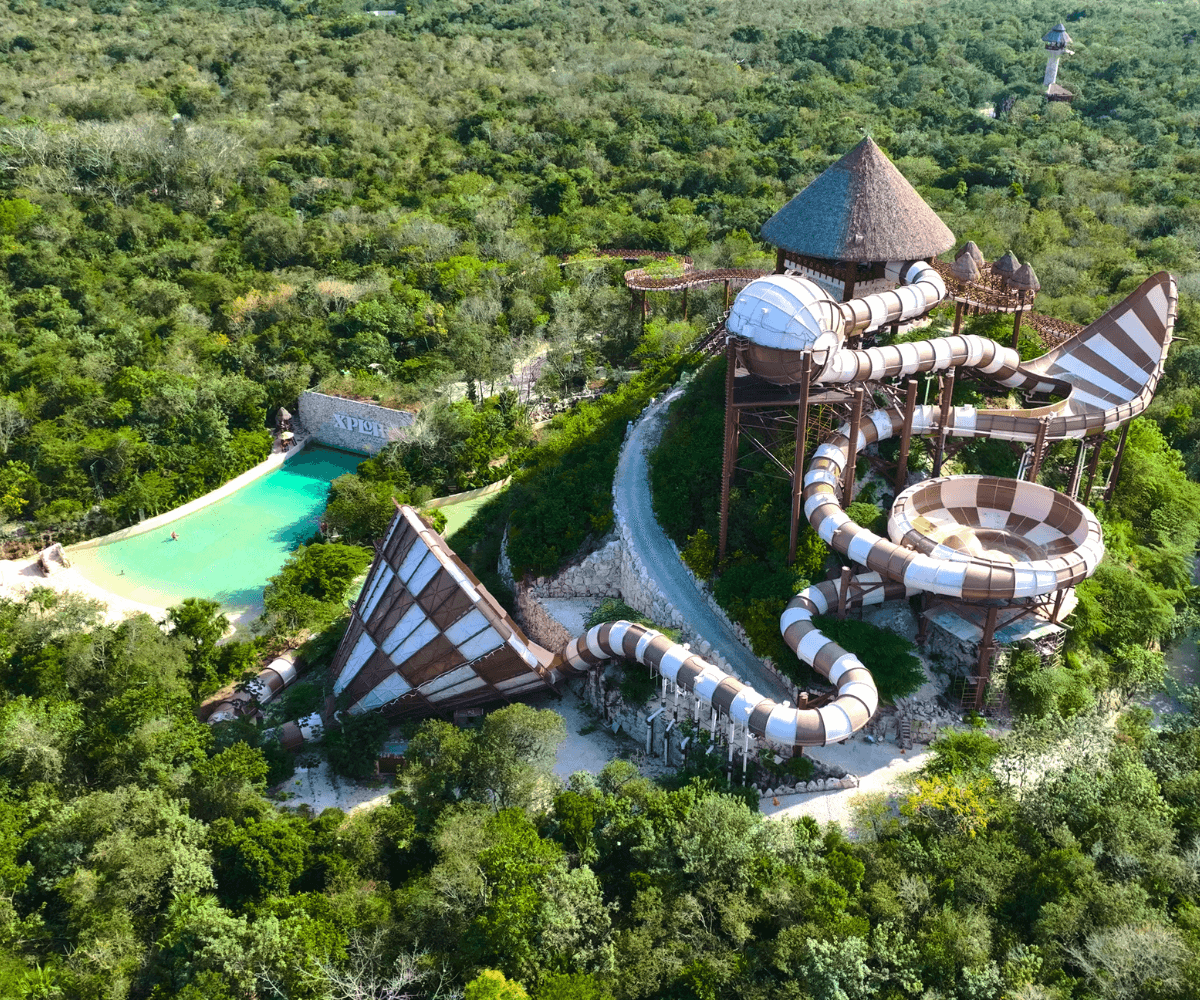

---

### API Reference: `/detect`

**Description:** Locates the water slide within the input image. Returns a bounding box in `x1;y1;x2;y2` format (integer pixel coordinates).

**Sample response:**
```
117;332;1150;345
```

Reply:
241;264;1176;752
550;266;1176;745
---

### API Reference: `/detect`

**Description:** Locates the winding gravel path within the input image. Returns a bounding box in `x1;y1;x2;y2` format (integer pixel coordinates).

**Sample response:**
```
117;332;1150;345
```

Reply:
613;389;793;703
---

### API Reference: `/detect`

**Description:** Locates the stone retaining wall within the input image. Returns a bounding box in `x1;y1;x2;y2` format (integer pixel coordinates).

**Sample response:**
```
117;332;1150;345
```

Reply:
297;391;415;455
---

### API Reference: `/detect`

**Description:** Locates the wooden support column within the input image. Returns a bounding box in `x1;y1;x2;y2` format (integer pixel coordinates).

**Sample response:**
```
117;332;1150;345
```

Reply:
1011;292;1026;350
1083;432;1105;501
842;260;856;302
775;248;786;274
842;386;865;503
1029;416;1050;483
682;287;689;321
837;565;852;620
975;605;999;710
1067;437;1087;500
1051;588;1067;624
718;339;739;562
952;300;964;336
932;367;956;476
724;279;731;310
895;377;918;494
788;352;814;566
1104;422;1131;501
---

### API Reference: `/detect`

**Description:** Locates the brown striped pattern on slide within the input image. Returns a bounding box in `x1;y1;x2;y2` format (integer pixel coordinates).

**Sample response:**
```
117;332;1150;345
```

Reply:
551;601;895;747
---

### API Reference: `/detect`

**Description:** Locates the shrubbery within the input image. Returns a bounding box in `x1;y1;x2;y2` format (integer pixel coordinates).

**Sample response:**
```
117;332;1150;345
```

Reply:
260;542;372;636
453;358;691;601
325;711;389;780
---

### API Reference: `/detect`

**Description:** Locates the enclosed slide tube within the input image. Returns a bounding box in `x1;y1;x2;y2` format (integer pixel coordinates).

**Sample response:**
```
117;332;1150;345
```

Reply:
552;575;910;746
207;652;300;725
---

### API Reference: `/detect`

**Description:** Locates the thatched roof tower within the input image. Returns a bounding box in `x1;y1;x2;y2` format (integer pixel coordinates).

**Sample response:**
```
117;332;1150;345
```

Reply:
760;137;955;264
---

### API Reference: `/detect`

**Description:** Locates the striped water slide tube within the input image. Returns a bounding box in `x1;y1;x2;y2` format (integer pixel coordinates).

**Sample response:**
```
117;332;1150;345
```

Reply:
554;593;904;745
802;406;1104;600
207;652;300;725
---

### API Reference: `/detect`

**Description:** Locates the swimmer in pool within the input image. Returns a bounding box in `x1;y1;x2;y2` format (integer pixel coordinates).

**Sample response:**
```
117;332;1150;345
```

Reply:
170;531;178;541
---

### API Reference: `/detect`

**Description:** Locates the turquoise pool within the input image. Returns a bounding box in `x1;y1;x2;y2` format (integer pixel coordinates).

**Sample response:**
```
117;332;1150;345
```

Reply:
70;446;363;613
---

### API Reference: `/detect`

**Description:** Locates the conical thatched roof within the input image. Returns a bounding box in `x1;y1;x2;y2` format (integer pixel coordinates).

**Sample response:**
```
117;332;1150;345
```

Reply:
951;253;980;282
993;251;1020;278
956;241;984;266
1010;263;1041;292
760;137;956;263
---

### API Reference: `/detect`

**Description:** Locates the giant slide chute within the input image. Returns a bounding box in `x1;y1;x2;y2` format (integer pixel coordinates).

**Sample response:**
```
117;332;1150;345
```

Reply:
544;270;1176;746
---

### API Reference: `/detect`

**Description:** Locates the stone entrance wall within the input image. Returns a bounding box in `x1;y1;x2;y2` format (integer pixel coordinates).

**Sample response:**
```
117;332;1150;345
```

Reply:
297;391;415;455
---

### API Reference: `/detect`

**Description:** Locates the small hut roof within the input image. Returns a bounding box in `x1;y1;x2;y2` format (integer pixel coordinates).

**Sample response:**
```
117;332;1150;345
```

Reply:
951;254;980;282
760;137;955;263
993;251;1020;278
956;241;984;266
1043;23;1072;47
1010;263;1041;292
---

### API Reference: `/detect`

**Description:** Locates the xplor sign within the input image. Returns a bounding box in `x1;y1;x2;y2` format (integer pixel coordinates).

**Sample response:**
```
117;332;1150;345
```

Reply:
333;412;392;439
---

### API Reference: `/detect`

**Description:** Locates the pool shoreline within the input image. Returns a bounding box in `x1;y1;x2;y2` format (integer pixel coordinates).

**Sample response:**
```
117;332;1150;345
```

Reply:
68;435;316;554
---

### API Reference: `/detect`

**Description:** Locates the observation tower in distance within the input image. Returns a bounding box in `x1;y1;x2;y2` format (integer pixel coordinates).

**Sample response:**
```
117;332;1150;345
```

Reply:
1043;22;1075;102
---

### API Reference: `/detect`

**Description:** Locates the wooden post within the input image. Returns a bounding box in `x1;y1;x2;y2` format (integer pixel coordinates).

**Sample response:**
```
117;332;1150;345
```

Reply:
1083;432;1105;501
682;287;688;321
1104;422;1130;501
975;605;999;710
837;565;852;620
1011;291;1026;350
788;352;813;565
842;260;856;302
842;387;864;503
932;367;956;476
718;339;739;562
895;378;917;494
775;248;786;274
952;300;964;336
724;279;731;310
1029;417;1049;483
915;594;928;645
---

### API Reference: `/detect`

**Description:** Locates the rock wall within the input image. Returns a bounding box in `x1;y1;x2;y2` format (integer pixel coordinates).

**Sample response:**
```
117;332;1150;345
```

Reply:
297;391;415;455
514;585;573;652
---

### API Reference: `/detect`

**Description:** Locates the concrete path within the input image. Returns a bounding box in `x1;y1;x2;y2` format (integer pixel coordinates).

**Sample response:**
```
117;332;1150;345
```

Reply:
761;740;930;832
613;390;792;703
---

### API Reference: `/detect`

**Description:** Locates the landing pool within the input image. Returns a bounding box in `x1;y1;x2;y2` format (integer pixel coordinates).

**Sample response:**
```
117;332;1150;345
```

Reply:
70;446;362;614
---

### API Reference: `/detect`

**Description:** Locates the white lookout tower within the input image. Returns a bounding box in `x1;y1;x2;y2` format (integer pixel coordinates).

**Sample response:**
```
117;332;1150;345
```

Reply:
1043;22;1075;102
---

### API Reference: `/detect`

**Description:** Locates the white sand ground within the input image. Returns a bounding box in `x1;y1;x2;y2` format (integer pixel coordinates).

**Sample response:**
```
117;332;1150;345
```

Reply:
761;737;931;832
553;690;637;778
279;760;394;815
0;553;170;624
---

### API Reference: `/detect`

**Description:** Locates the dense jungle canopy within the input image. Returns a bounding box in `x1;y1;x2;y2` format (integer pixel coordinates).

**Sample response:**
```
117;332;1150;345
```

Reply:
3;1;1200;999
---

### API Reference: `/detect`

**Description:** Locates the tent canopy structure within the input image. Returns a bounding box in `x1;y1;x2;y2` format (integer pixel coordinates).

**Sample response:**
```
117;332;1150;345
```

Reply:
760;137;956;263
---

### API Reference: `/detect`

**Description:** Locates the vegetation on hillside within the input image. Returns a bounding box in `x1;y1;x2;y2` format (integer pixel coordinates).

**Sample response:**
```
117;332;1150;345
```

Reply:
1;0;1200;997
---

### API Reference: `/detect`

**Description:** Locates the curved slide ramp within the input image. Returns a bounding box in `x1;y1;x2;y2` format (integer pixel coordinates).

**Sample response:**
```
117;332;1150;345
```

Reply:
552;575;910;746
